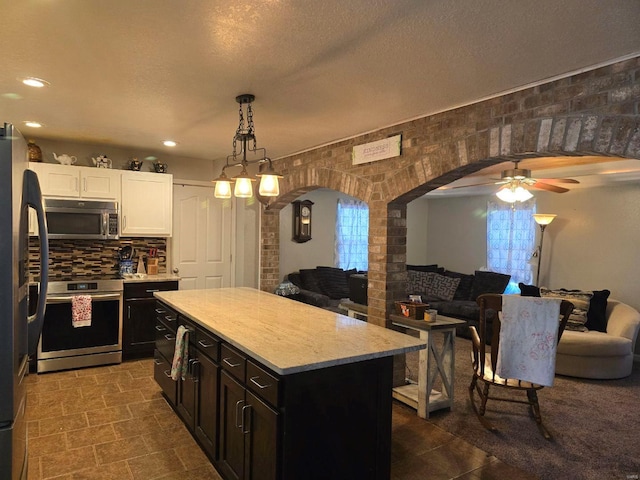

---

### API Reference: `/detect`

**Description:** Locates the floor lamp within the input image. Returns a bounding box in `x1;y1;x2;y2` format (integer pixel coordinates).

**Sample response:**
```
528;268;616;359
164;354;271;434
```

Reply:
533;214;557;286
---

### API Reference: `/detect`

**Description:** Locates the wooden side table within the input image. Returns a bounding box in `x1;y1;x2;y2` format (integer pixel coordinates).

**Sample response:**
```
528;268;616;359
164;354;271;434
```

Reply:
390;314;467;418
338;301;368;321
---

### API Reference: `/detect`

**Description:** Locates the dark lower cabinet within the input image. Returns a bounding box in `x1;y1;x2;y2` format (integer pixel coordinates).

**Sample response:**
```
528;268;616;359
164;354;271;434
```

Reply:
153;350;176;405
244;390;278;480
218;361;279;480
219;371;247;480
176;341;197;431
123;281;178;360
194;353;219;461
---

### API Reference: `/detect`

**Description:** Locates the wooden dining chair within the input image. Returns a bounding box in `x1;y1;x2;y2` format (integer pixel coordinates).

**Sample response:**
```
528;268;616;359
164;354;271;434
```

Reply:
468;293;574;440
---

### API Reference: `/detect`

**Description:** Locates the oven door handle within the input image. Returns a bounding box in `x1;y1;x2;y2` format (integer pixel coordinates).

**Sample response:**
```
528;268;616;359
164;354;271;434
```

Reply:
46;293;123;303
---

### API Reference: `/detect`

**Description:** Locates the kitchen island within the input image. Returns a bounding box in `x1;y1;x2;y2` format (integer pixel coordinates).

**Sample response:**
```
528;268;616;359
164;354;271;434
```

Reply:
154;287;425;480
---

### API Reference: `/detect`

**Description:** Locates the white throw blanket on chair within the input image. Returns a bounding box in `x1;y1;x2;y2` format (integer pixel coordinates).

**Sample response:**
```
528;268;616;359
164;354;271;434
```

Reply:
496;295;562;387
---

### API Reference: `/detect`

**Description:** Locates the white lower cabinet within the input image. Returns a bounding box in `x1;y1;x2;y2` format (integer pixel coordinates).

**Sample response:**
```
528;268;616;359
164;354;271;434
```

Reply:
121;171;173;237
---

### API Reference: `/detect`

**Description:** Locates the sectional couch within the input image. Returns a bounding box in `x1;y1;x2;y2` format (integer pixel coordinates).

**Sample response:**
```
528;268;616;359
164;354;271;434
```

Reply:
405;264;511;339
285;266;358;313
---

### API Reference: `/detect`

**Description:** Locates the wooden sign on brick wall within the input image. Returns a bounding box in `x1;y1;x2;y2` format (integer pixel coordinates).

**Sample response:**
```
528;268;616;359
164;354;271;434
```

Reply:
352;134;402;165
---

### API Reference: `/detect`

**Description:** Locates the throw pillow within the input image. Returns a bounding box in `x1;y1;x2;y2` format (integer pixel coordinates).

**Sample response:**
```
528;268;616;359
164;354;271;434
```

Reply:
540;288;592;332
444;270;475;301
518;283;541;297
427;273;461;301
519;284;610;332
287;272;304;289
406;270;436;296
299;269;324;294
584;289;610;332
469;271;511;300
316;266;350;299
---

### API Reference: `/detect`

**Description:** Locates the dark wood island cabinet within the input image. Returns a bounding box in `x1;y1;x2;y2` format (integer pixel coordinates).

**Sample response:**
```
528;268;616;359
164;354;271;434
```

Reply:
123;279;178;360
153;287;425;480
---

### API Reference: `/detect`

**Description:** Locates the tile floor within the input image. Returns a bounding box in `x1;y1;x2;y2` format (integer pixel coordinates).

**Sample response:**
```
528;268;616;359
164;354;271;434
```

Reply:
25;359;536;480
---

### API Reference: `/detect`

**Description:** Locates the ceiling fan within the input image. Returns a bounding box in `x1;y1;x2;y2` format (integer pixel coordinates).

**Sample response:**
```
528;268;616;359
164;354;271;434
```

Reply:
449;160;580;202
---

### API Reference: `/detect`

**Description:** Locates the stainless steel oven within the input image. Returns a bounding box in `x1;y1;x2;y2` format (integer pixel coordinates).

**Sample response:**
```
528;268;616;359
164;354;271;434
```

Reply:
37;278;123;373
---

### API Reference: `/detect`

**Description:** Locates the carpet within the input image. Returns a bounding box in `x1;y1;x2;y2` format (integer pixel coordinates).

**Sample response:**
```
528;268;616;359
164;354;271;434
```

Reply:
404;336;640;480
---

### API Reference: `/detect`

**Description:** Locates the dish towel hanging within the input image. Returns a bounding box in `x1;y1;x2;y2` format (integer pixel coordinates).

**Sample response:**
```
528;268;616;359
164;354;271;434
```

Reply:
71;295;92;328
171;325;189;381
496;295;562;387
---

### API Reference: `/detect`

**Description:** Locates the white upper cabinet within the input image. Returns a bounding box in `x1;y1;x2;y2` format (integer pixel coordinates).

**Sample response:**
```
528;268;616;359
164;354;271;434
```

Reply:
30;163;121;200
121;171;173;237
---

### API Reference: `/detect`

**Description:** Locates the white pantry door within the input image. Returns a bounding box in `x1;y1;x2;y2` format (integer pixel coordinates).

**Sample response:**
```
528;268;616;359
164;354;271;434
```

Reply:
172;183;233;290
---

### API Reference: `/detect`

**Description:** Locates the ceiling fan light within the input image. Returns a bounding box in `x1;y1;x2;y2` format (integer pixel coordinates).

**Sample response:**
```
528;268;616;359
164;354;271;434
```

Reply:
496;187;517;203
514;186;534;202
496;184;533;203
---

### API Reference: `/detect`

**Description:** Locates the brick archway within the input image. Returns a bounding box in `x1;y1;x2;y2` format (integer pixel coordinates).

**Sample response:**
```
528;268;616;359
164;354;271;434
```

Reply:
260;57;640;328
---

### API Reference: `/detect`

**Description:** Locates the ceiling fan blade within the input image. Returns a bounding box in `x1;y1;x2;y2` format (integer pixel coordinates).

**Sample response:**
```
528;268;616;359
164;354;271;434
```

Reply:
531;181;570;193
537;177;580;184
443;180;502;190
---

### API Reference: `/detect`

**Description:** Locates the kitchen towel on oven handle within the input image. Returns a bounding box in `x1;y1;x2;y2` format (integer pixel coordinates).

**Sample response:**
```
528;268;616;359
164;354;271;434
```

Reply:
171;325;189;381
71;295;92;328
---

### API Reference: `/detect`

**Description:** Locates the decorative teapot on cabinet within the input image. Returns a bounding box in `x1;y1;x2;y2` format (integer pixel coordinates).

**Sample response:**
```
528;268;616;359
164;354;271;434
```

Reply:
52;153;77;165
128;158;143;171
92;155;113;168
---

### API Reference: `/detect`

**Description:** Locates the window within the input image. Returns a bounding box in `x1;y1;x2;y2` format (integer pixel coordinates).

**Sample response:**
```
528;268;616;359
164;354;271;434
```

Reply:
486;200;536;293
335;199;369;271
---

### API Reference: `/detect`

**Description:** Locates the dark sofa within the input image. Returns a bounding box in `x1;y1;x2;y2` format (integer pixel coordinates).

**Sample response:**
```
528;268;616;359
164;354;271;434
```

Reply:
285;266;359;313
405;264;510;339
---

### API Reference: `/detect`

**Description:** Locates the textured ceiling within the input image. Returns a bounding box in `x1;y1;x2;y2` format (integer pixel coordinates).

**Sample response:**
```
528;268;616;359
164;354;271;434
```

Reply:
1;1;640;166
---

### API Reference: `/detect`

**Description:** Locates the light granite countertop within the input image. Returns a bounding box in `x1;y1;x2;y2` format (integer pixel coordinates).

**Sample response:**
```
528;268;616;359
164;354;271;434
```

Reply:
122;274;181;283
155;287;426;375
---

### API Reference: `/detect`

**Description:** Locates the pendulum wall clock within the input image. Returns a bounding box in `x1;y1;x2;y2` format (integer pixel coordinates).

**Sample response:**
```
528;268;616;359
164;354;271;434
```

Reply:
292;200;313;243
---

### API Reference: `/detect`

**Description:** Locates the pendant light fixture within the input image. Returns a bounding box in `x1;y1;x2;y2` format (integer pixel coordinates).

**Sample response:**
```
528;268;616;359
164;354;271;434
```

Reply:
212;94;282;202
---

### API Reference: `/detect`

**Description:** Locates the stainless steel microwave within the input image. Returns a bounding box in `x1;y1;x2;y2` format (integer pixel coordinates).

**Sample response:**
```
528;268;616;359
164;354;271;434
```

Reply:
44;198;119;239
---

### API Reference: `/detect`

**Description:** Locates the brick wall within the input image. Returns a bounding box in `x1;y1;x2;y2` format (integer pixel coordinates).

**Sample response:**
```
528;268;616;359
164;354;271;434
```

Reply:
262;57;640;329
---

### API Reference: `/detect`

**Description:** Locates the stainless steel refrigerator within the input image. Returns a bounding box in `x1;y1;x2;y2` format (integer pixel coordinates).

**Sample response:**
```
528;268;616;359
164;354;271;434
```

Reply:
0;123;49;479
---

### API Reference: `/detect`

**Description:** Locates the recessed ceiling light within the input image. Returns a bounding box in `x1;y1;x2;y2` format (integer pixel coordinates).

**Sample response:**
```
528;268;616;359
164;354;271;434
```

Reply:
23;121;43;128
22;77;50;88
163;140;177;147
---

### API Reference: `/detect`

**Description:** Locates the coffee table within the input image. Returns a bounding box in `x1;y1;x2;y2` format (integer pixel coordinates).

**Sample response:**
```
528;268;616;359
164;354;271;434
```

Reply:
390;313;467;418
338;301;368;321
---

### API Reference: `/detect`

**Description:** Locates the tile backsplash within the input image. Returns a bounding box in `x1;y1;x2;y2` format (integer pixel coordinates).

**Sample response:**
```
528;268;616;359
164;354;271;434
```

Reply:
29;238;167;279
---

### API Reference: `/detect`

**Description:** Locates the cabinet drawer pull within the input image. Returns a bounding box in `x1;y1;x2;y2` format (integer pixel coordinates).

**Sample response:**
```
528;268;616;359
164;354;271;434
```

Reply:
154;358;162;365
198;340;215;348
146;289;160;293
155;325;166;331
155;308;166;314
163;369;172;378
165;315;176;322
164;334;175;341
223;357;241;368
241;405;252;434
249;376;271;389
235;400;245;428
